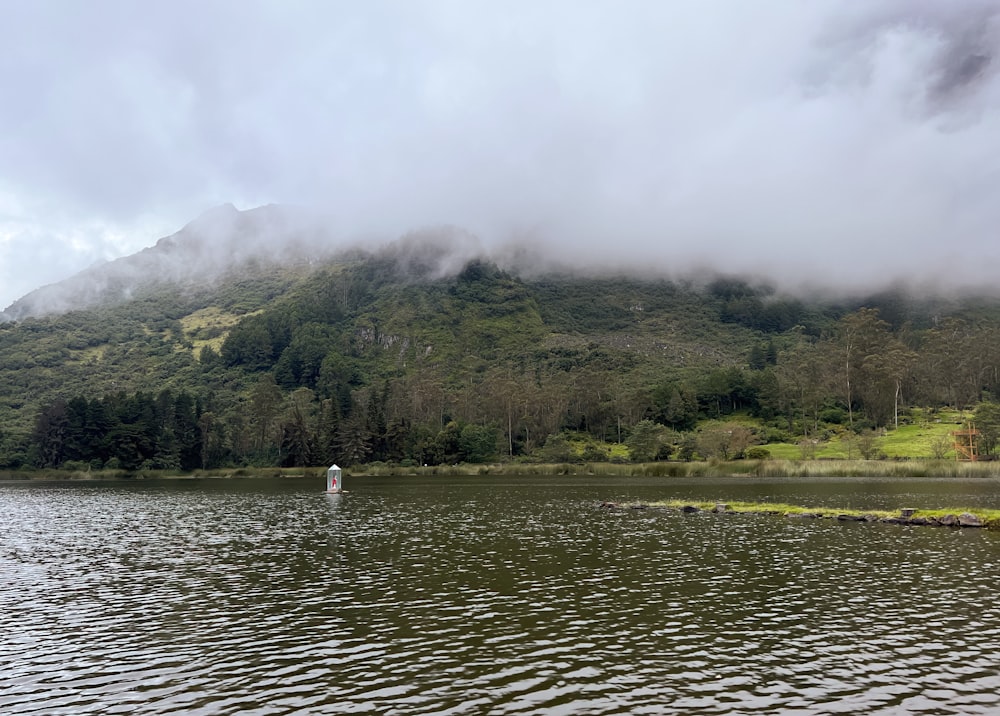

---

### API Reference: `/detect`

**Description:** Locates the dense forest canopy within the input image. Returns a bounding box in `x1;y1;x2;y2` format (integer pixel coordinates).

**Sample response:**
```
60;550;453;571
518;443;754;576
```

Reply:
4;235;1000;471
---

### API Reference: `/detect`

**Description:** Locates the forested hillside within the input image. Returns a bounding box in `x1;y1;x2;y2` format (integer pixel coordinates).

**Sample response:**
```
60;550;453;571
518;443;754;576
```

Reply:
4;230;1000;471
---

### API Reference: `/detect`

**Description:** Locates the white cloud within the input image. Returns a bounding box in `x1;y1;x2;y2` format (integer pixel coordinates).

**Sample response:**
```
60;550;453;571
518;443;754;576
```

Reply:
2;0;1000;308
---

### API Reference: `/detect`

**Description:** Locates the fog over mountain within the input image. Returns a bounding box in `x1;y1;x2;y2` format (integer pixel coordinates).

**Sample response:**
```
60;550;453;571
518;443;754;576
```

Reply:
2;204;331;319
3;1;1000;312
1;203;563;320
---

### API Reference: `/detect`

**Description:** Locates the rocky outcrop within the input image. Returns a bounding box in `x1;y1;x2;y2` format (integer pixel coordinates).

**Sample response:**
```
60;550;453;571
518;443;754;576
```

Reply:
959;512;983;527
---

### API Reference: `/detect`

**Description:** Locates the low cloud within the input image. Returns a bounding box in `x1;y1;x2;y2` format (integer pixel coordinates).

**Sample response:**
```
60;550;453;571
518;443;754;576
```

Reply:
3;1;1000;309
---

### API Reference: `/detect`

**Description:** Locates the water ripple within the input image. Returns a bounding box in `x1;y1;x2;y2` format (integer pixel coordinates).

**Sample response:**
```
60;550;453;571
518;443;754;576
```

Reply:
2;478;1000;714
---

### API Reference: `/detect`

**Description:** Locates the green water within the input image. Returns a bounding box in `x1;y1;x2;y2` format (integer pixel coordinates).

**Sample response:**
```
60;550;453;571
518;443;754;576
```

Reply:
2;475;999;714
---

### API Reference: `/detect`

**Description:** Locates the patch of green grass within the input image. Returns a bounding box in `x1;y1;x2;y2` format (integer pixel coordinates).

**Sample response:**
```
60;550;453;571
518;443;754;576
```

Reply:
608;443;630;459
67;345;109;365
180;306;258;354
651;499;893;518
765;410;970;460
762;442;802;459
763;438;851;459
819;437;851;459
645;499;1000;528
879;422;955;459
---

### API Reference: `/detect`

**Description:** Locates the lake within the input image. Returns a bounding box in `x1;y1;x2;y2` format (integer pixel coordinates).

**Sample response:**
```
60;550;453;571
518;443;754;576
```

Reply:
2;475;999;715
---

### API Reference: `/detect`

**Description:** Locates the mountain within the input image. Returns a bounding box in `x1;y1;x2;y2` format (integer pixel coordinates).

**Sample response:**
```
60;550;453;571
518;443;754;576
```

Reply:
1;204;336;321
4;205;1000;471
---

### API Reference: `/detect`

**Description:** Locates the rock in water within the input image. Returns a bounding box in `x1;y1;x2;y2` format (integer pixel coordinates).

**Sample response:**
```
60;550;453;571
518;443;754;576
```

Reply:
958;512;983;527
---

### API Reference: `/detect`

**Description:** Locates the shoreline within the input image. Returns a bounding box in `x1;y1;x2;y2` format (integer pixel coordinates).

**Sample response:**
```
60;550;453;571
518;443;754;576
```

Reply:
6;458;1000;482
347;459;1000;479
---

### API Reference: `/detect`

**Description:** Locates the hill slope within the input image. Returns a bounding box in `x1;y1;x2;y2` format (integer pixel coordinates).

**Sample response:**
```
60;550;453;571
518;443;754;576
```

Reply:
1;204;337;321
4;206;1000;469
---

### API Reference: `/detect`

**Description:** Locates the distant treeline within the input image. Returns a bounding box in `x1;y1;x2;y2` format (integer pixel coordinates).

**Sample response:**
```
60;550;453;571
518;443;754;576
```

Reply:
22;302;1000;471
7;254;1000;470
27;382;502;471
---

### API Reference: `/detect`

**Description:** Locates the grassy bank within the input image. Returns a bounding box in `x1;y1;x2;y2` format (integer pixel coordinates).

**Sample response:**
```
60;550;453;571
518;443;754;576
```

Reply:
347;458;1000;478
6;458;1000;482
0;467;328;481
636;499;1000;530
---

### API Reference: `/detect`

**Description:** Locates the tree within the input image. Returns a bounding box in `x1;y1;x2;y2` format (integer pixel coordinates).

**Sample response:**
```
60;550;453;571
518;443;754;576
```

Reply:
32;399;69;468
199;411;228;468
861;342;917;429
481;366;521;457
911;319;1000;412
749;369;782;421
279;387;317;466
171;392;202;470
62;396;90;463
274;323;339;389
777;337;837;436
974;402;1000;457
857;430;882;460
459;423;498;463
105;422;156;470
337;417;372;465
838;308;915;428
424;421;462;465
365;382;390;462
839;309;884;428
84;399;113;464
249;374;283;461
383;418;416;463
655;383;698;432
696;422;758;460
697;368;753;418
562;366;608;438
221;317;274;370
0;425;28;469
676;433;698;461
540;432;575;463
314;398;342;466
626;419;663;462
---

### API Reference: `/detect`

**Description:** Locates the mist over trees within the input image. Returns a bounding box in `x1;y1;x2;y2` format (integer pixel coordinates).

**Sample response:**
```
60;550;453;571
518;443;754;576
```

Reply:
5;234;1000;472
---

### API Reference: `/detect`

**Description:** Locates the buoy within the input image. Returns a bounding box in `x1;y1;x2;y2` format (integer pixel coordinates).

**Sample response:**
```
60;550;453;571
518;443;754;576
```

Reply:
326;464;343;493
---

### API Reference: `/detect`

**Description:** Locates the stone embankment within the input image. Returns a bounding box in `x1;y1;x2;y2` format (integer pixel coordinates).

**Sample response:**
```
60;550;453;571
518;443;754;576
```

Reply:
598;501;993;529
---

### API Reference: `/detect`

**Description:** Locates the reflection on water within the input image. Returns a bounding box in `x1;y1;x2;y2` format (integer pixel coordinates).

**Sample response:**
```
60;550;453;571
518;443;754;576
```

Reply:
2;476;1000;714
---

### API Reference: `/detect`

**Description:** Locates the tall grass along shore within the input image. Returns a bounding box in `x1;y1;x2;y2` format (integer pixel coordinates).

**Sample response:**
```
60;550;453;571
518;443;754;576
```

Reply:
7;459;1000;482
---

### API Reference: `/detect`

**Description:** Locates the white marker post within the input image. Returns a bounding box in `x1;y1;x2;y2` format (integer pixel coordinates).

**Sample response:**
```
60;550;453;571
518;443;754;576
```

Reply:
326;464;343;493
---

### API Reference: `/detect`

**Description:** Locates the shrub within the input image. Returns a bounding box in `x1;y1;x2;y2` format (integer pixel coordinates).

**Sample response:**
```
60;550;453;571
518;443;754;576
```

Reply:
745;446;771;460
655;443;674;460
819;407;847;424
581;444;609;462
764;427;791;444
541;433;576;463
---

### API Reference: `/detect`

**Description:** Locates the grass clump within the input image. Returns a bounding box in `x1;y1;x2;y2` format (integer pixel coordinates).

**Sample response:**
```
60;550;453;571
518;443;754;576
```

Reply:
642;500;1000;529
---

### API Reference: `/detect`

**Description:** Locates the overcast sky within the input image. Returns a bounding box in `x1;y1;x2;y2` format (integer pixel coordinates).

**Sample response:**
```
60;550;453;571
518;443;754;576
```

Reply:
2;0;1000;309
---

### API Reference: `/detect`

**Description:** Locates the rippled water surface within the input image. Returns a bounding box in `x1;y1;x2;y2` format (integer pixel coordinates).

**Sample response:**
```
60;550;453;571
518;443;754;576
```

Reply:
3;475;1000;715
